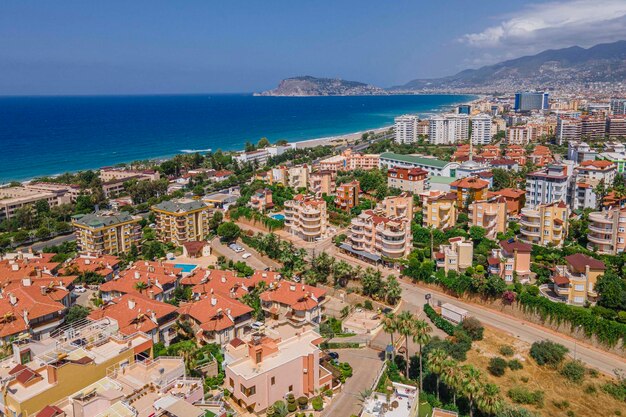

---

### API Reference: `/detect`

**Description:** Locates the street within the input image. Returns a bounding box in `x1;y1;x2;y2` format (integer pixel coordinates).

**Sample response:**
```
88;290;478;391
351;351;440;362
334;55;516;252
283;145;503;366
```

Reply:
209;236;280;270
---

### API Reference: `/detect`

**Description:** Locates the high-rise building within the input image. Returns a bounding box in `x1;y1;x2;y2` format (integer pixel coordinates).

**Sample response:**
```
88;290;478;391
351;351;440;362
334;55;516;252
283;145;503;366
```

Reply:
429;114;469;144
394;115;419;144
610;98;626;115
72;211;142;255
514;91;549;112
458;104;471;115
556;117;581;145
525;164;572;208
152;199;211;245
607;116;626;137
580;115;607;140
470;114;493;145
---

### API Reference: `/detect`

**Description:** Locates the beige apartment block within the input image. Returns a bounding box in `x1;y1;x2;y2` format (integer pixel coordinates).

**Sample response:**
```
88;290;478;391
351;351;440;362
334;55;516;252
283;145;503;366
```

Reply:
519;202;569;247
468;198;508;239
72;211;142;255
552;254;605;305
308;170;336;197
284;194;329;242
380;193;414;220
0;187;67;221
423;192;457;230
587;208;626;254
347;209;413;259
434;237;473;273
151;199;210;246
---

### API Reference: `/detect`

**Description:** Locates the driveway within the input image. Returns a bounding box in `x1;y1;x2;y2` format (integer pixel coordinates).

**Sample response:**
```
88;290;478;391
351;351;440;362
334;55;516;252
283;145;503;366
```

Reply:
322;348;384;417
210;237;280;270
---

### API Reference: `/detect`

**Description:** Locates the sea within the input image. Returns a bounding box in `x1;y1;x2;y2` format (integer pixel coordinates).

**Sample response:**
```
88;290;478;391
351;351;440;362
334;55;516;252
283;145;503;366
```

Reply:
0;94;474;183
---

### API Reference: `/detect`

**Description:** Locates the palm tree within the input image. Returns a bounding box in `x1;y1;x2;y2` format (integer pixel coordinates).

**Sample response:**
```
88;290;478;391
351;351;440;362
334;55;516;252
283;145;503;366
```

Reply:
460;365;483;417
412;319;432;391
134;281;148;294
477;383;503;416
381;313;397;356
441;359;461;405
357;388;373;405
427;348;448;400
396;311;414;378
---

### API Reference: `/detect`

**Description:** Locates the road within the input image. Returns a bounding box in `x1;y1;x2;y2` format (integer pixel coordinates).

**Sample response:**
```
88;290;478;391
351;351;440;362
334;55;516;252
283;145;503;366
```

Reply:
209;237;280;270
18;233;76;252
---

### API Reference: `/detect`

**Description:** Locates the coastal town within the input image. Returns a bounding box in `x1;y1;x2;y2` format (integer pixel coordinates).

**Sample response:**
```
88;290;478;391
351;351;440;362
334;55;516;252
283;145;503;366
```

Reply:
2;91;626;417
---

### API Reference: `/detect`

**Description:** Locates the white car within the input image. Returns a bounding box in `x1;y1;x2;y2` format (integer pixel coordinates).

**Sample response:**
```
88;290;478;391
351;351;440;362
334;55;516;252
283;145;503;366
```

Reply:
74;285;86;294
242;253;252;259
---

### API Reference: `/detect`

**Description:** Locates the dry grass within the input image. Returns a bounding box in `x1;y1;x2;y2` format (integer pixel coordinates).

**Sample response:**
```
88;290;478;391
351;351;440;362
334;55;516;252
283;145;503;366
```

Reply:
466;328;625;417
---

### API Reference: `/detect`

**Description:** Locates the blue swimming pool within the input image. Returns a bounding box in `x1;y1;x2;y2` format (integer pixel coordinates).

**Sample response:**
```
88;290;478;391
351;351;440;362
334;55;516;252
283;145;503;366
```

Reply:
270;214;285;221
174;263;198;273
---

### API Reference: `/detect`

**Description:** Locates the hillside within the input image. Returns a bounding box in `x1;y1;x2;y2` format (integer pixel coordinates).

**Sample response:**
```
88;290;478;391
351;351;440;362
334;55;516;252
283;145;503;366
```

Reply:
392;40;626;93
256;76;386;96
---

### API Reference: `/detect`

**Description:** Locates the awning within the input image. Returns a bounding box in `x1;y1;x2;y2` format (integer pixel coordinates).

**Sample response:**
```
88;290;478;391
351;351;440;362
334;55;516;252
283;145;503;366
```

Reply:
339;244;382;262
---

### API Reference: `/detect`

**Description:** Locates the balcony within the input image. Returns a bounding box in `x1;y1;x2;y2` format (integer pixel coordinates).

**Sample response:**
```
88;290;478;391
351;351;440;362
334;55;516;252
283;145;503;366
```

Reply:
587;233;612;244
519;218;540;227
520;227;541;237
588;223;613;234
589;212;613;224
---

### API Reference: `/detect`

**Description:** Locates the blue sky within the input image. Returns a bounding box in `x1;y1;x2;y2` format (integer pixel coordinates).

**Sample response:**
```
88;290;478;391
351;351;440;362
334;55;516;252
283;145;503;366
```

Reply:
2;0;626;95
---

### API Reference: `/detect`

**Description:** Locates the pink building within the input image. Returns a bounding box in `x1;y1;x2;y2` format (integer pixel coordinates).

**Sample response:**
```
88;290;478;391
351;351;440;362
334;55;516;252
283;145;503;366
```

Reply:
225;329;332;413
488;239;532;283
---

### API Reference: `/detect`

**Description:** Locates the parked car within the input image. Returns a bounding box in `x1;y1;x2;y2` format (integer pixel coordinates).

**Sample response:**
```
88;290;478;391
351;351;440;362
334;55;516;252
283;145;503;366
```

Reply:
74;285;86;294
251;321;265;331
242;252;252;259
328;352;339;360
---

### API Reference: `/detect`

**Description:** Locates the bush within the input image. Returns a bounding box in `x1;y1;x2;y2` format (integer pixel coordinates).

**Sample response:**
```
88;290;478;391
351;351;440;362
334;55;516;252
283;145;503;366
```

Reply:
488;357;508;377
461;317;484;341
287;394;297;413
297;396;308;410
424;304;456;335
560;360;586;383
584;384;597;394
507;387;545;407
553;400;570;410
601;381;626;401
508;359;524;370
499;345;515;357
311;396;324;411
530;340;568;367
363;300;373;310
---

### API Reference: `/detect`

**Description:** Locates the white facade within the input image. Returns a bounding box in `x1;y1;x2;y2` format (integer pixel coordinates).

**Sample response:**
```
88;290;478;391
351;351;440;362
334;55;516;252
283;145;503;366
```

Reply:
525;164;573;208
394;115;419;144
506;126;529;145
470;114;493;145
429;114;469;145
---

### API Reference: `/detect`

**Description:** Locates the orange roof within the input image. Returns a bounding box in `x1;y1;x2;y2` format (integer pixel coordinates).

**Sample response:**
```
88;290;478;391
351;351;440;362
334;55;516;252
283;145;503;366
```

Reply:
579;160;615;169
88;293;177;335
182;268;281;299
177;294;252;332
100;269;177;298
488;188;525;199
63;255;120;276
260;283;326;311
133;261;182;276
450;176;489;190
0;286;66;338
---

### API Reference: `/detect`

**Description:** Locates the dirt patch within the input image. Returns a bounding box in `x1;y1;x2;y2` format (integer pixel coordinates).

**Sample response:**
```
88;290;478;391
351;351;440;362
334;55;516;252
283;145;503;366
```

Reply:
466;329;624;417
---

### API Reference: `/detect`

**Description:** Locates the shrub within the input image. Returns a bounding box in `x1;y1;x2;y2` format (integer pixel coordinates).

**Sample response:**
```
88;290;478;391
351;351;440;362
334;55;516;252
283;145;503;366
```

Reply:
584;384;597;394
566;411;575;417
311;396;324;411
507;387;545;407
461;317;484;341
553;400;570;409
560;360;586;383
601;381;626;401
587;368;599;378
508;359;523;370
529;340;568;367
297;396;308;410
424;304;456;335
520;376;529;383
287;394;297;413
363;300;373;310
488;357;508;377
499;345;515;357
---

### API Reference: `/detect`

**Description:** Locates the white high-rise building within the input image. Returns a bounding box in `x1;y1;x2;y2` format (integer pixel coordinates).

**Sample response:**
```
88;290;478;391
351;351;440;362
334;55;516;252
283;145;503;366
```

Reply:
471;114;493;145
429;113;469;145
394;115;419;144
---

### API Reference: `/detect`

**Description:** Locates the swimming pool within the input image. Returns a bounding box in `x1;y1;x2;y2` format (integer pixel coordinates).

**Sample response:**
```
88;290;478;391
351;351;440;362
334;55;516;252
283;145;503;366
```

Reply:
270;213;285;221
174;263;198;273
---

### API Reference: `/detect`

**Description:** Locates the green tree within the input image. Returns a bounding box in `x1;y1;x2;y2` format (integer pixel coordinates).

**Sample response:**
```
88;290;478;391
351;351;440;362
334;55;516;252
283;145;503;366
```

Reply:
427;348;448;400
595;270;626;311
461;365;483;417
217;221;241;242
385;275;402;305
396;311;414;377
478;383;504;415
257;137;270;148
382;313;397;355
412;319;432;392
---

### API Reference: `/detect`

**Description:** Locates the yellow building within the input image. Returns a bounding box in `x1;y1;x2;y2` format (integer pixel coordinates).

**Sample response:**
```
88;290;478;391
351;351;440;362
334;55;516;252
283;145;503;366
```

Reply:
72;211;142;255
423;192;457;230
0;319;152;417
434;237;473;273
151;198;211;246
552;254;605;305
468;198;508;239
380;193;414;220
450;176;489;209
519;202;569;247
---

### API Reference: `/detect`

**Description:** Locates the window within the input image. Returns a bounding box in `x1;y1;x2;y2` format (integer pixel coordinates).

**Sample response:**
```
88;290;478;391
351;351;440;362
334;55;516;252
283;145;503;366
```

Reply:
241;384;256;397
574;296;584;304
288;385;293;392
505;264;513;271
574;284;584;291
229;378;234;388
271;376;275;385
505;274;513;282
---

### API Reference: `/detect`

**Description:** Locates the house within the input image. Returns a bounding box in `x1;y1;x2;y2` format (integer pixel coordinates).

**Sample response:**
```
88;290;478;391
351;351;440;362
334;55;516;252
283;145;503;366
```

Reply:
434;237;473;273
489;239;532;283
181;241;211;258
260;283;326;324
468;198;508;239
99;268;178;302
249;188;274;213
552;254;605;305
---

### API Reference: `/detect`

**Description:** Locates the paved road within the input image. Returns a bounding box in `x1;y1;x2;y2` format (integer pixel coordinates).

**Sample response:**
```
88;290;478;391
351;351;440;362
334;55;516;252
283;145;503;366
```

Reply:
17;233;76;252
398;278;626;375
209;237;280;271
321;348;384;417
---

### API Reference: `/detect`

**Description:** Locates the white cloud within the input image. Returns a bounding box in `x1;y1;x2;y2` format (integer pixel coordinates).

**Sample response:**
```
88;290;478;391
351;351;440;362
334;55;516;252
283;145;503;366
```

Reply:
459;0;626;65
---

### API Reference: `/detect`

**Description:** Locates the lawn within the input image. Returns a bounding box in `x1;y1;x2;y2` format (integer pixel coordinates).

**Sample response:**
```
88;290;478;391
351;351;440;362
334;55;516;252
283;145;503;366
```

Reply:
466;328;624;417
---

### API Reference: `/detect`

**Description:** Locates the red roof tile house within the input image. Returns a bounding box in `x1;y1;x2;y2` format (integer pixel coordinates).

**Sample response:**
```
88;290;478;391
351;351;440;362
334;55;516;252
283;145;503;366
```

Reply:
260;283;326;324
99;269;178;302
488;239;532;283
88;294;178;345
180;269;282;300
177;294;254;345
63;254;121;281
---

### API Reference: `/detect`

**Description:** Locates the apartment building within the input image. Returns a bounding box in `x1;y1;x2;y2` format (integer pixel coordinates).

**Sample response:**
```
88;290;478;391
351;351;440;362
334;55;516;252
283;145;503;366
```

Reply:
379;153;460;177
580;115;607;140
488;239;532;283
470;114;493;145
519;202;569;247
506;126;529;145
486;188;526;215
0;319;153;417
72;211;142;255
335;180;360;211
99;167;160;182
225;329;331;413
567;141;597;163
610;98;626;115
525;164;572;208
380;193;414;219
284;194;328;241
423;192;457;230
556;117;581;145
287;165;310;190
0;187;67;221
450;176;489;208
152;199;210;246
429;114;469;144
249;188;274;213
318;149;379;172
607;116;626;137
387;166;429;194
552;254;605;305
571;160;617;210
346;209;413;260
261;282;326;324
586;208;626;254
395;114;419;144
308;170;335;197
468;198;507;239
434;237;473;273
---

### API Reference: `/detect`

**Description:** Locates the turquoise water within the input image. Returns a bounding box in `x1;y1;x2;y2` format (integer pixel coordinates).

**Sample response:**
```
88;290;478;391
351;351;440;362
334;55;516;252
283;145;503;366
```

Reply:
0;94;474;182
174;263;198;273
270;214;285;220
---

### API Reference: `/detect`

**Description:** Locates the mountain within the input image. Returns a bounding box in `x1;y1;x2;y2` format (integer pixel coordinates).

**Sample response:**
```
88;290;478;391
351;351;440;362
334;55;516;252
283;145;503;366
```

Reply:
392;40;626;93
256;76;386;96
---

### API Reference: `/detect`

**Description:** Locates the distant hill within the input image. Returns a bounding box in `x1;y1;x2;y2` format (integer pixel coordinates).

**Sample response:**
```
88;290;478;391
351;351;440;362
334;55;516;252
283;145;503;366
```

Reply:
256;76;386;96
392;40;626;92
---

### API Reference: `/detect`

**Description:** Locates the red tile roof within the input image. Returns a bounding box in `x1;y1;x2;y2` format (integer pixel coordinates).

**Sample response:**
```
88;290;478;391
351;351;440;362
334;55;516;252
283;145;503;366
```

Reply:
177;294;252;332
500;239;532;254
450;176;489;190
260;283;326;311
564;254;605;271
553;275;570;286
36;405;64;417
0;286;66;338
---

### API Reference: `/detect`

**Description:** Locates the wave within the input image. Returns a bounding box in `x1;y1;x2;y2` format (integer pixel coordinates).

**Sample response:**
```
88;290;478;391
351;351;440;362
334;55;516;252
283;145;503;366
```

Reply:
180;148;212;153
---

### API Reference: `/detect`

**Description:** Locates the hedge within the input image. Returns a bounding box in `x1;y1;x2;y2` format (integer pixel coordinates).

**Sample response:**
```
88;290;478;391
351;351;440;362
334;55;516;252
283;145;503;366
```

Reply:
424;304;456;335
320;342;362;349
518;292;626;347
